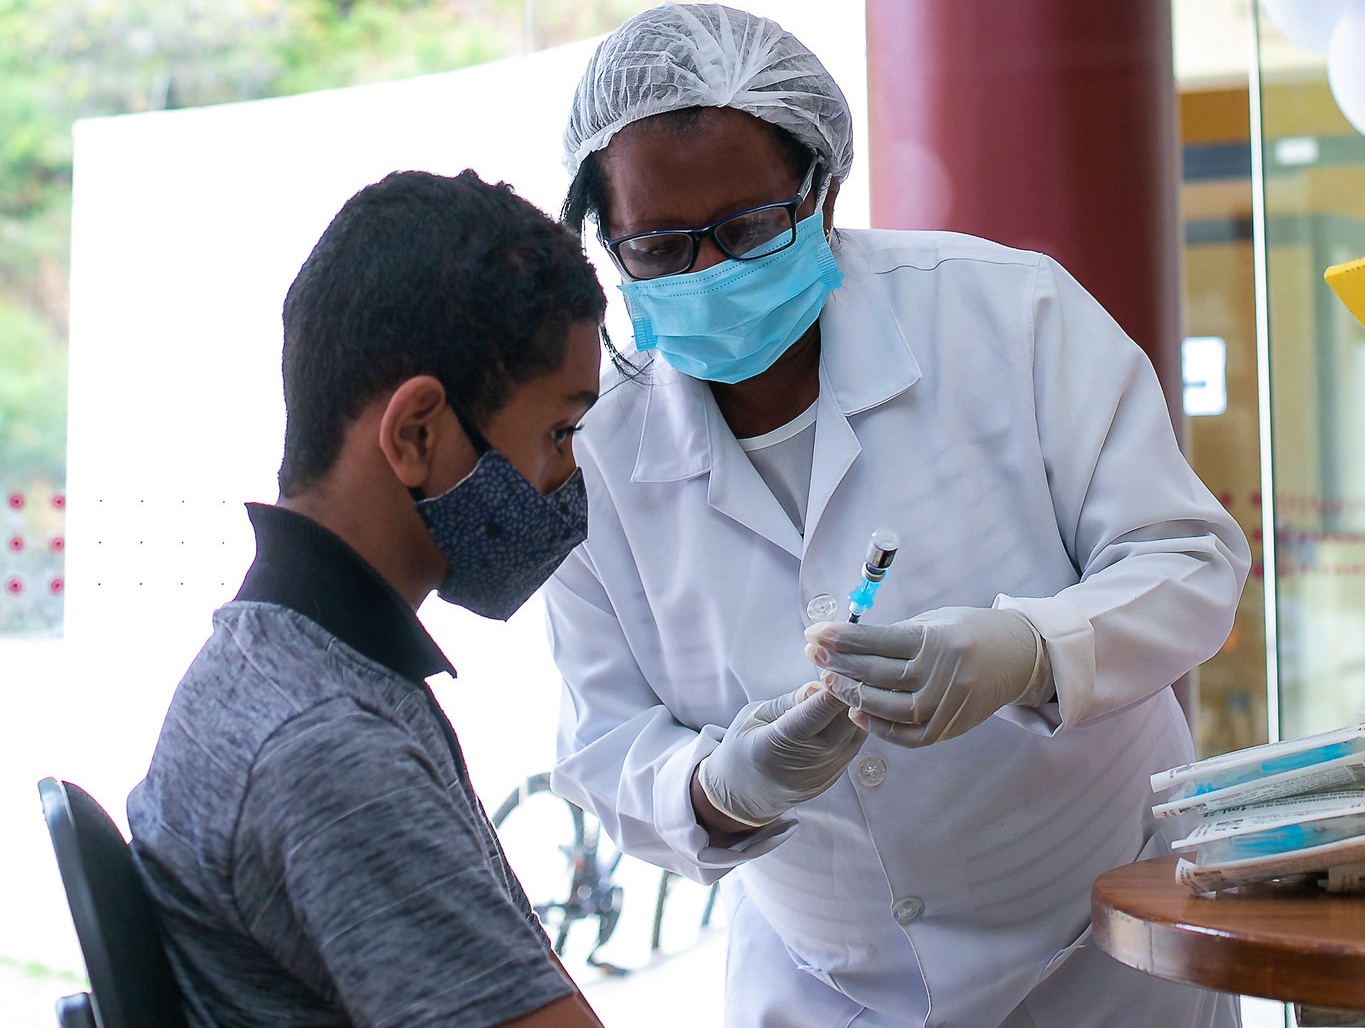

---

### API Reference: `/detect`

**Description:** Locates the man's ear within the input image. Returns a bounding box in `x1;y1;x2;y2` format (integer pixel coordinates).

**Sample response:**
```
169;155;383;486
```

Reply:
378;375;454;491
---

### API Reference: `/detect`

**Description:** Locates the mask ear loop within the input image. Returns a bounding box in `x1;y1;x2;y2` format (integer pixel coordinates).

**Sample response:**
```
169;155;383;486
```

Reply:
814;171;832;212
450;405;492;457
811;164;835;246
410;402;491;503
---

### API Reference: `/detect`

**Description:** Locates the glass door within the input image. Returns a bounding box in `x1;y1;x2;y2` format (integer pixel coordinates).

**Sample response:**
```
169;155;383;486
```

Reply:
1253;4;1365;741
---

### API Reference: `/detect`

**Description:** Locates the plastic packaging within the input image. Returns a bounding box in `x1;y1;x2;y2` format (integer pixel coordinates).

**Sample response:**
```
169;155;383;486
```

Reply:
1170;790;1365;893
1172;790;1365;861
1151;722;1365;819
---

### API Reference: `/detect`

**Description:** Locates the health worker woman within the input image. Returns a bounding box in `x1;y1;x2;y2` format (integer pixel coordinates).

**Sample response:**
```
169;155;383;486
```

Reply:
544;5;1250;1026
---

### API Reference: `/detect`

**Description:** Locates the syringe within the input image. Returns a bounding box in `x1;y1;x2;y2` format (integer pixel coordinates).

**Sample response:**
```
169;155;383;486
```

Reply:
847;529;900;623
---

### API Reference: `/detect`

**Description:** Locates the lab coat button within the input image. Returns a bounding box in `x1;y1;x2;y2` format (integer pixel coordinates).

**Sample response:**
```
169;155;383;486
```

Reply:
855;755;887;787
805;593;839;622
892;896;924;926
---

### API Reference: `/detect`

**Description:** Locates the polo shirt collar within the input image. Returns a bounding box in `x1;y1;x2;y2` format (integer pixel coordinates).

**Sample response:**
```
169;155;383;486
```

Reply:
235;503;456;684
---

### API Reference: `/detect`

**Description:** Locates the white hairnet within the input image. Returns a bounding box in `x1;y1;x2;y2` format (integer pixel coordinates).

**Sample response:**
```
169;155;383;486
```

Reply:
563;3;853;182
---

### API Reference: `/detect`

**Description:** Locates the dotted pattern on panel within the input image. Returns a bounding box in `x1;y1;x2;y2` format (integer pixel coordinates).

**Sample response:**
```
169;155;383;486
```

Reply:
1;484;66;636
83;495;255;603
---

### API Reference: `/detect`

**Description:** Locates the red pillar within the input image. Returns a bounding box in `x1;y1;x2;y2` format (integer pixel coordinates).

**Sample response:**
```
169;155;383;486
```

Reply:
865;1;1195;722
865;0;1184;434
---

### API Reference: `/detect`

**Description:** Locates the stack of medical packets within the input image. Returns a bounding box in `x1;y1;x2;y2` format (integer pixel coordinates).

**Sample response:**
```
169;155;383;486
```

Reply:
1149;722;1365;894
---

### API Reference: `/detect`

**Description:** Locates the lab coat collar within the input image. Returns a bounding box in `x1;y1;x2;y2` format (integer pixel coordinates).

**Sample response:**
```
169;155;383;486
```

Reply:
629;357;711;484
818;232;922;415
626;358;803;555
705;398;806;557
629;229;922;486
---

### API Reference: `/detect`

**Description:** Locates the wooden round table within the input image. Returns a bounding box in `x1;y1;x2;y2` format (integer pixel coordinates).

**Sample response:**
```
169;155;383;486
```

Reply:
1092;855;1365;1017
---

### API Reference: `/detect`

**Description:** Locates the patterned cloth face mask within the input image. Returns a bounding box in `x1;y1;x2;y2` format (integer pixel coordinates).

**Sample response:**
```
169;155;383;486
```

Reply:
619;210;844;384
415;413;588;621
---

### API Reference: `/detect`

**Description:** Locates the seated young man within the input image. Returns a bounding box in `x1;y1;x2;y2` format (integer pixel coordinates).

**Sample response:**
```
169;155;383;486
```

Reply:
127;170;607;1027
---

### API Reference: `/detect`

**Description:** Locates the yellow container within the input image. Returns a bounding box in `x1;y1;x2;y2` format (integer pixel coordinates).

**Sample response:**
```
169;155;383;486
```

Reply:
1325;256;1365;329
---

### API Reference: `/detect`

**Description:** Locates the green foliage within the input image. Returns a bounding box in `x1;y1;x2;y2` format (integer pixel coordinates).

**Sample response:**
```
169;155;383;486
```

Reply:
0;0;652;282
0;295;65;482
0;954;85;985
273;0;520;95
0;294;65;635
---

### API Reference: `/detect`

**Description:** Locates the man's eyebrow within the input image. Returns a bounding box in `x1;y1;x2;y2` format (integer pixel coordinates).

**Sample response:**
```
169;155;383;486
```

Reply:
567;389;600;410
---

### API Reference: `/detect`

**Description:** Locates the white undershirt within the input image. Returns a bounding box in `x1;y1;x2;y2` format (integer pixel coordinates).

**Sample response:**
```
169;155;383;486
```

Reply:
737;401;818;534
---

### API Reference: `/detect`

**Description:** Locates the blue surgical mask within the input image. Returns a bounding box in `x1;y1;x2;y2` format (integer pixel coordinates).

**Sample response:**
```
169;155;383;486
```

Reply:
415;423;588;620
620;211;843;384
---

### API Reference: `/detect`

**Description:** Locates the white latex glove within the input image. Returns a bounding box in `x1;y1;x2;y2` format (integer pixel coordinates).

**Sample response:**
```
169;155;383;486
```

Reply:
804;607;1054;748
698;684;868;828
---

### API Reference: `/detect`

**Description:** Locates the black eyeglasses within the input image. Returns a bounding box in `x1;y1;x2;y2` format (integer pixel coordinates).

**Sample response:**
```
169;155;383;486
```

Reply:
601;158;820;281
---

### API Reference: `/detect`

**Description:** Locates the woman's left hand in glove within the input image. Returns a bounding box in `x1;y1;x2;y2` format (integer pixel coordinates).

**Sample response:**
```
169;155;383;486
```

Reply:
804;606;1053;747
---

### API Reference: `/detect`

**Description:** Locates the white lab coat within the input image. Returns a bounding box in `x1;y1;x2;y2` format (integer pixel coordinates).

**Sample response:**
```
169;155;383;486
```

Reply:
545;229;1250;1027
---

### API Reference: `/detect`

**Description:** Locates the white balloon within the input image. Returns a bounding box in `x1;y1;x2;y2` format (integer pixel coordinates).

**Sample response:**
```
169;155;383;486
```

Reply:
1328;1;1365;135
1260;0;1351;54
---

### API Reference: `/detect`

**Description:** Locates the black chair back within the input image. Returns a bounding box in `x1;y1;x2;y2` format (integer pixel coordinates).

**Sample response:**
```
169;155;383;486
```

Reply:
38;777;188;1028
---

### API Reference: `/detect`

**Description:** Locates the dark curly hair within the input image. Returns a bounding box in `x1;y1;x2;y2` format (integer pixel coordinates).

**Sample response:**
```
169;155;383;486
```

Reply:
278;169;606;497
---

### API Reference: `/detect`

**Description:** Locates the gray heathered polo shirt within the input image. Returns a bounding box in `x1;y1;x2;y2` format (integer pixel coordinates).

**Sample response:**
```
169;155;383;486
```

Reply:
127;505;574;1027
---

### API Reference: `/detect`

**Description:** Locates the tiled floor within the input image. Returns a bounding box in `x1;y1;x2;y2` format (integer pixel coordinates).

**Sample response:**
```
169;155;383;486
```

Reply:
0;958;86;1028
0;936;728;1028
0;868;1295;1028
561;858;1293;1027
565;855;728;1026
578;932;727;1026
0;956;1298;1028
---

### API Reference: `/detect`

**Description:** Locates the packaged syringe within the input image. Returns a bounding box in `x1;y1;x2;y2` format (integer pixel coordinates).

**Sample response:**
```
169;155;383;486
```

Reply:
1171;789;1365;861
1150;722;1365;819
1173;789;1365;893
